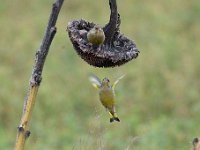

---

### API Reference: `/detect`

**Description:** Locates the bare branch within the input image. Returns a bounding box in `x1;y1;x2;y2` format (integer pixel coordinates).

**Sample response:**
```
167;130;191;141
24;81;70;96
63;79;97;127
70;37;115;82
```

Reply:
15;0;64;150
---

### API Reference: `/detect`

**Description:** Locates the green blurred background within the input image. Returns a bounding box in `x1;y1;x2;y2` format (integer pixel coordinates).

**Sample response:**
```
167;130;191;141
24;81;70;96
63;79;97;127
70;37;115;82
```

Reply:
1;0;200;149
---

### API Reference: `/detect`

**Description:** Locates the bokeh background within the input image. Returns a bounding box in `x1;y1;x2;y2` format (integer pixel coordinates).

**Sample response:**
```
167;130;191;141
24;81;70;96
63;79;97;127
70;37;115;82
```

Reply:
1;0;200;149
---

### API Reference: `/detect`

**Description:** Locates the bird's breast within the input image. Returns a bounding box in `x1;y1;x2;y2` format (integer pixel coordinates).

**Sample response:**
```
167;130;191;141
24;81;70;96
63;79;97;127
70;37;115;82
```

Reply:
99;88;115;107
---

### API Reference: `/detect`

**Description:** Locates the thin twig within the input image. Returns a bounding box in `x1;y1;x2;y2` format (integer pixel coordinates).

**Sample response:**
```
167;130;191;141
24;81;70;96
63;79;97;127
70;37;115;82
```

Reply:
14;0;64;150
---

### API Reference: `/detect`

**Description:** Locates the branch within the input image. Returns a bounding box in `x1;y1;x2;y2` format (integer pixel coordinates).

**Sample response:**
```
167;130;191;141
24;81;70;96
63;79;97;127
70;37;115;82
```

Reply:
14;0;64;149
103;0;118;45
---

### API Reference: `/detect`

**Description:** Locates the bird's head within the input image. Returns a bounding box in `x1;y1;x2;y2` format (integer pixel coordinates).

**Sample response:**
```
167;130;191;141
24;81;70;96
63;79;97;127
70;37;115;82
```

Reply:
93;26;103;34
101;78;110;87
94;25;100;30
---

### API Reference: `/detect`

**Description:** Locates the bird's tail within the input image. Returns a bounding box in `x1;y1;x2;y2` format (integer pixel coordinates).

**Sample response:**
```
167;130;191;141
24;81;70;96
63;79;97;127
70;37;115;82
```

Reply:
109;112;120;123
110;117;120;123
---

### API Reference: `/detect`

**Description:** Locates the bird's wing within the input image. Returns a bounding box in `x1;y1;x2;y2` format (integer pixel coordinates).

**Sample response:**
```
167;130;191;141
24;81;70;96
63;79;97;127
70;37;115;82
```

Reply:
112;75;125;90
89;74;101;89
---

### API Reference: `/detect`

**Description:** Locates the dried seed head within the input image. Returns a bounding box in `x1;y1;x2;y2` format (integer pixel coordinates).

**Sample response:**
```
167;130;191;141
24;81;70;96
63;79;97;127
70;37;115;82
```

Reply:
67;20;139;67
66;0;139;67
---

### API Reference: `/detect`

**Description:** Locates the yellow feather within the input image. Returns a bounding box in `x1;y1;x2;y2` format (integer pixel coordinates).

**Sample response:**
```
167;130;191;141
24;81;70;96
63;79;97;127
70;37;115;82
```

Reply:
112;75;125;90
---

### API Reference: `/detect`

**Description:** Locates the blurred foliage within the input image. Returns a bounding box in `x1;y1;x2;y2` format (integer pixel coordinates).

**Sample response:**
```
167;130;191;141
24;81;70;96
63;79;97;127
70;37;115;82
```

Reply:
0;0;200;149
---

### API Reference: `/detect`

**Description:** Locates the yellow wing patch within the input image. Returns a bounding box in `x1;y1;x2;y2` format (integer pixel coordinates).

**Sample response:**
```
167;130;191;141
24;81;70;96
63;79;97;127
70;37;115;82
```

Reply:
112;75;125;90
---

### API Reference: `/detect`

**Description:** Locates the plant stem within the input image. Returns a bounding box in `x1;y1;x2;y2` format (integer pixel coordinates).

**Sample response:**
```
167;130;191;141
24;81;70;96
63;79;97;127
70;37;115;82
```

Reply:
14;0;64;150
103;0;118;45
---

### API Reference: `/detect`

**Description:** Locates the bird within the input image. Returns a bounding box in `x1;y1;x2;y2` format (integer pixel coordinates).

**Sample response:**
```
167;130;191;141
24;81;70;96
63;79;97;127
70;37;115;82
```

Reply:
89;74;124;123
193;137;200;150
87;26;105;45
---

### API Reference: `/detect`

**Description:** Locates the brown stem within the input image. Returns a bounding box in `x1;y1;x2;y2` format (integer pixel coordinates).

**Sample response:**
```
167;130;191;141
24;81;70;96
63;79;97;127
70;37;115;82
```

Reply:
103;0;118;45
14;0;64;150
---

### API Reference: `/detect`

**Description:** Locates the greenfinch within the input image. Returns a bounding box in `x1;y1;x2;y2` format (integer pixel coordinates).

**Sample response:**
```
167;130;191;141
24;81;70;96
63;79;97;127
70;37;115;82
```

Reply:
87;26;105;45
89;75;124;123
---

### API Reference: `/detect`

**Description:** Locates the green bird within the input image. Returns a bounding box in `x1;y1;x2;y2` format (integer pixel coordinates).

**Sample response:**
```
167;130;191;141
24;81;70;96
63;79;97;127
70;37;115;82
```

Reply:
89;75;124;123
87;26;105;45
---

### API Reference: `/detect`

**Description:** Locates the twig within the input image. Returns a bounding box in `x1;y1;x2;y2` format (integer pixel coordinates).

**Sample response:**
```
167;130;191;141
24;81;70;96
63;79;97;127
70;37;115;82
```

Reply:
14;0;64;149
